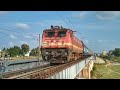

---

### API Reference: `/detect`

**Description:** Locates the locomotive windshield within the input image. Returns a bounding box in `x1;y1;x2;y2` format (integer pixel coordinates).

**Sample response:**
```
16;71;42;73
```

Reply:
46;31;55;37
57;31;66;37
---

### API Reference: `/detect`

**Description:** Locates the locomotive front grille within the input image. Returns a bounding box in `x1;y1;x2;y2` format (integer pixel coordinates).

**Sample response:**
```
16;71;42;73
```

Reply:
41;48;68;62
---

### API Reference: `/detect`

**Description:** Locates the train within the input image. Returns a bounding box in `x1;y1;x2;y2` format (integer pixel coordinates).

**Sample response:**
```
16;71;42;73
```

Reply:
41;26;93;65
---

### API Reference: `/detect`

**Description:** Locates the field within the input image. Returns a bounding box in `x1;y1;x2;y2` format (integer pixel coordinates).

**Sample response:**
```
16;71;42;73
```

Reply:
103;56;120;63
91;63;120;79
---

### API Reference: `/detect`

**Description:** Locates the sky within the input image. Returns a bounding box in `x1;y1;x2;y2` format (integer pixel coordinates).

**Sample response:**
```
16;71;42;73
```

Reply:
0;11;120;53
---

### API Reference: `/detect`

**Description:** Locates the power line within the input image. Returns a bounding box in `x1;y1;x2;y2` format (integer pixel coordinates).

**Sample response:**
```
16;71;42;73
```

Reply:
56;12;89;44
0;25;37;39
56;11;73;29
56;11;86;41
0;28;36;40
56;11;84;39
0;31;9;36
66;16;79;32
0;25;27;33
64;14;85;40
0;30;37;48
0;26;39;50
61;12;93;52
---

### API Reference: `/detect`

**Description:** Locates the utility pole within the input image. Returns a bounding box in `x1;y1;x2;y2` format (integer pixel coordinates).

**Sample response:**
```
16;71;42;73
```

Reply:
38;34;40;65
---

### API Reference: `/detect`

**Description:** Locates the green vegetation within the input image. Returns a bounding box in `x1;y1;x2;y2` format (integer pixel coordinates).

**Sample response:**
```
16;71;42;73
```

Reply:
105;56;120;63
21;44;30;56
0;44;39;58
91;64;120;79
91;48;120;79
8;46;21;57
30;47;38;56
111;48;120;57
100;48;120;63
92;48;120;79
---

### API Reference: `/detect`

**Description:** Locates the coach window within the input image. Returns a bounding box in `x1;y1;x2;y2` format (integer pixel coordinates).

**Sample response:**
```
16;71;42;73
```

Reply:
47;32;55;37
57;31;66;37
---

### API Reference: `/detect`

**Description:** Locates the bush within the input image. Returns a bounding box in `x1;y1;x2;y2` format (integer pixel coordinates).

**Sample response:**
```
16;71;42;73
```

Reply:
93;66;96;71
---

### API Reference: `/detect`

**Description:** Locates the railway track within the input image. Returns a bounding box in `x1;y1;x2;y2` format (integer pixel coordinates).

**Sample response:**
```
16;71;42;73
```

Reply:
0;63;50;79
5;59;84;79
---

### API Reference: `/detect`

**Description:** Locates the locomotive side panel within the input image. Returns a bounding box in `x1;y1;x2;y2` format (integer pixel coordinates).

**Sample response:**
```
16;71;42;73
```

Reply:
72;35;84;53
65;31;84;61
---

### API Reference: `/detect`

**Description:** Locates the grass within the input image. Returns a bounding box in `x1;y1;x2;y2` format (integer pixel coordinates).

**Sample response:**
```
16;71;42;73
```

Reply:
91;64;120;79
109;65;120;73
103;56;120;63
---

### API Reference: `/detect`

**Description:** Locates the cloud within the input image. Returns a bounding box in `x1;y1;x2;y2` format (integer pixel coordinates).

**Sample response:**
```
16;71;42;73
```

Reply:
16;23;30;30
72;11;86;18
24;35;32;39
0;11;9;15
24;33;39;39
31;34;38;37
96;11;120;20
19;41;28;44
36;22;45;27
75;22;118;31
31;40;37;43
10;34;17;39
98;40;104;43
97;40;116;43
9;41;14;46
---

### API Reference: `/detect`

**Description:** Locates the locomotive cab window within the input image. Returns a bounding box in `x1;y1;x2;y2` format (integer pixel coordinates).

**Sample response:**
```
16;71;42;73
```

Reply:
57;31;66;37
46;31;55;37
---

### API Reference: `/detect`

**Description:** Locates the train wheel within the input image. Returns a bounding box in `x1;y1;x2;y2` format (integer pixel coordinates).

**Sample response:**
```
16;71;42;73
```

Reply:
67;53;71;62
49;62;52;66
72;53;74;60
65;57;68;63
75;53;77;60
79;53;83;60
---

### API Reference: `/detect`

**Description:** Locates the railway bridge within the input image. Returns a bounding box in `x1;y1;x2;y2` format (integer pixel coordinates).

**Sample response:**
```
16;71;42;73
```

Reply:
2;56;95;79
48;56;94;79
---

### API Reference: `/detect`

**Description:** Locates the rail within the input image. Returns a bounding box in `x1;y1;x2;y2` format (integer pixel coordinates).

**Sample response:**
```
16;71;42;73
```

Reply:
0;63;49;79
6;58;90;79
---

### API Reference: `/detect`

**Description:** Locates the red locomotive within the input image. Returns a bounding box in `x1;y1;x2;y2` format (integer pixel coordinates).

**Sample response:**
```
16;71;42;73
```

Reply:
41;26;85;65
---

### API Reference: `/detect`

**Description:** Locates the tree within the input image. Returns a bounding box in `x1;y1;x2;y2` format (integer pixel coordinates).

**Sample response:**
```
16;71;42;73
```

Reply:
8;47;17;57
112;48;120;57
2;47;6;51
21;44;30;56
30;47;38;56
7;46;21;57
13;46;21;56
1;47;8;57
2;47;7;53
101;50;108;58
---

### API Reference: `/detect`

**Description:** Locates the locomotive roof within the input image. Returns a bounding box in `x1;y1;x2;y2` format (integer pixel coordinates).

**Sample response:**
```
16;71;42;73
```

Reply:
43;26;75;32
43;26;83;42
43;28;73;32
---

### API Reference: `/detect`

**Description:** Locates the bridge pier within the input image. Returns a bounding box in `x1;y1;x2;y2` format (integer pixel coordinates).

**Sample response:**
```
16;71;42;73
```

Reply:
81;65;90;79
76;60;93;79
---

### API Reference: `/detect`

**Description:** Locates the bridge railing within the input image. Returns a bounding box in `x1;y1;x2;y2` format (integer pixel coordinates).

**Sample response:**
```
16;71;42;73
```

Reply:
48;56;93;79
